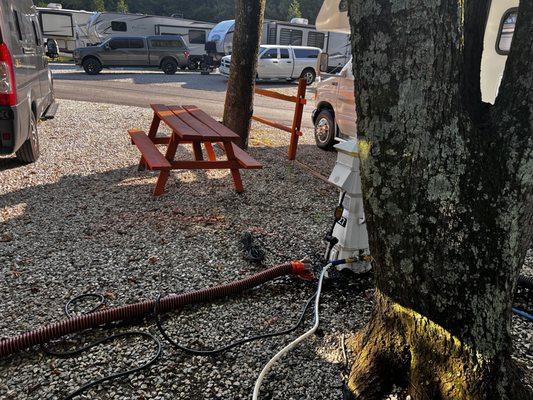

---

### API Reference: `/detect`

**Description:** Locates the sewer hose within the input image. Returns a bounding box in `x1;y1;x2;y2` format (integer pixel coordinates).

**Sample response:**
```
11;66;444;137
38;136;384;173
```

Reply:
0;261;313;359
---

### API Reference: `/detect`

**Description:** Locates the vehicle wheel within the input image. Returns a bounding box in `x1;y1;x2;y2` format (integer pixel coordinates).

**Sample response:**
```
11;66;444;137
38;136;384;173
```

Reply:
16;112;40;163
82;57;102;75
301;68;316;85
161;58;178;75
314;109;335;150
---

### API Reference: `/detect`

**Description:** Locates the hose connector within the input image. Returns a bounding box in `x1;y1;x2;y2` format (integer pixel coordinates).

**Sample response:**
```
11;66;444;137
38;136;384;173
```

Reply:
290;259;314;281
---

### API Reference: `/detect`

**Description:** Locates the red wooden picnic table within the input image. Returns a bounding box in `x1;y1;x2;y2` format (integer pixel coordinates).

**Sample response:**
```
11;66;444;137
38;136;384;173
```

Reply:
129;104;262;196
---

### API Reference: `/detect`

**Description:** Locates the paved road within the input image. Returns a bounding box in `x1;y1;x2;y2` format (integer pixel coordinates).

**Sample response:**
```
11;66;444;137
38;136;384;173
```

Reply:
51;64;315;129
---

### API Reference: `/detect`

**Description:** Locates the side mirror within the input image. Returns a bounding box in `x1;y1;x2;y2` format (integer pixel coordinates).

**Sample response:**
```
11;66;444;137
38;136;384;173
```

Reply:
104;43;110;50
318;53;329;73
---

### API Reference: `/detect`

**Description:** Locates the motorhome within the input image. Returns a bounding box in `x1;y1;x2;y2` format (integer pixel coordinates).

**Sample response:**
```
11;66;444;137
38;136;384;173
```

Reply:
86;13;214;69
205;18;350;70
37;3;94;52
312;0;519;148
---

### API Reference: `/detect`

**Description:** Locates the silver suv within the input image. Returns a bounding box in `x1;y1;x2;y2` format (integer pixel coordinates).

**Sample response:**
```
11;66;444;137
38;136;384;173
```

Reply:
0;0;56;163
312;60;355;149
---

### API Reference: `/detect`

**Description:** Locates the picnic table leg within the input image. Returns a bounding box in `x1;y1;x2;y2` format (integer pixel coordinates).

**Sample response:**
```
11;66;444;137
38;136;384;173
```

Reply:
204;142;216;161
153;133;180;196
192;142;204;161
139;114;161;171
223;142;244;193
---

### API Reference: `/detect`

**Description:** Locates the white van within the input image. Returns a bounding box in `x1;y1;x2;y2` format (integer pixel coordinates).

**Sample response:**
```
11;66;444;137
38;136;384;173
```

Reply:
219;45;321;84
312;0;519;148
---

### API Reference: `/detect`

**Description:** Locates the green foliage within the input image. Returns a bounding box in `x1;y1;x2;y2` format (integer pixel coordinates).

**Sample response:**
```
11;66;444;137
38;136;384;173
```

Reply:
115;0;128;13
45;0;324;23
287;0;302;20
91;0;105;12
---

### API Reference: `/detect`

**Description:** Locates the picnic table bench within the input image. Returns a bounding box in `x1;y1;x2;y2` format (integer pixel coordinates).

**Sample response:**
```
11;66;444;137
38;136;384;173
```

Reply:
129;104;262;196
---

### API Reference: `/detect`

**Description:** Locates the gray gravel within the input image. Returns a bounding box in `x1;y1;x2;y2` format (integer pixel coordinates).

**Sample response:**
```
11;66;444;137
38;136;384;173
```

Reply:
0;100;531;399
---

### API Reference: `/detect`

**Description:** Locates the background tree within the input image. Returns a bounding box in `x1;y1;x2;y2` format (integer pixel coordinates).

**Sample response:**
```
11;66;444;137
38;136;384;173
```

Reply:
287;0;302;20
91;0;105;12
346;0;532;399
115;0;128;13
222;0;266;148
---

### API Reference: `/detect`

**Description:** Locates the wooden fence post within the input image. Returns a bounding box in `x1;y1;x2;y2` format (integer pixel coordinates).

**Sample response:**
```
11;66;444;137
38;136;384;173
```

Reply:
288;78;307;160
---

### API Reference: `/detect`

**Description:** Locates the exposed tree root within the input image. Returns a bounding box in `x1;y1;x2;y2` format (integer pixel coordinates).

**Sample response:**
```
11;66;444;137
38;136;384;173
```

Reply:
347;291;533;400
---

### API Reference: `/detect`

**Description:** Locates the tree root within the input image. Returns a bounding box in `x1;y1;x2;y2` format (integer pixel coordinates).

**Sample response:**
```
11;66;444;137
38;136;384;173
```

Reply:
347;291;533;400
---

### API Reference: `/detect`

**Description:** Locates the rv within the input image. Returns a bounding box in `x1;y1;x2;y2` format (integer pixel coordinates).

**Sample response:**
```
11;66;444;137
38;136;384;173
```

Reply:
316;0;518;104
205;18;350;70
37;4;94;53
311;0;519;149
86;13;214;69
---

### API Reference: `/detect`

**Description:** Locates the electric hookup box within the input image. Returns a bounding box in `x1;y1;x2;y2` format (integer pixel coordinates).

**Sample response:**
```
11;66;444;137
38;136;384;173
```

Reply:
327;140;372;274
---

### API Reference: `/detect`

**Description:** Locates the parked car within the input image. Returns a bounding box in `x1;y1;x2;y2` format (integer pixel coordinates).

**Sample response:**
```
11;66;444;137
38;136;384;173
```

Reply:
219;45;321;85
0;0;57;163
73;35;190;75
312;59;355;149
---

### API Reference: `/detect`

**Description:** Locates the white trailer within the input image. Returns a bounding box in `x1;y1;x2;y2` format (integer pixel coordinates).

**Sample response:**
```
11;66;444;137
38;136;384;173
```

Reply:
37;4;95;53
316;0;519;103
205;18;350;70
86;12;215;69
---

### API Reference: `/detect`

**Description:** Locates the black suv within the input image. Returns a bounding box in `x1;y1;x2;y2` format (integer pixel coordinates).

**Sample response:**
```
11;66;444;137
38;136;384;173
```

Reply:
0;0;56;163
73;35;190;75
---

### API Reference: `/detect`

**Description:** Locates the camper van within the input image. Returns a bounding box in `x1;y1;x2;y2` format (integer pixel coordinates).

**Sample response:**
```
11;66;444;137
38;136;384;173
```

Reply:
311;0;520;149
0;0;57;163
205;18;350;70
86;13;214;70
37;4;94;52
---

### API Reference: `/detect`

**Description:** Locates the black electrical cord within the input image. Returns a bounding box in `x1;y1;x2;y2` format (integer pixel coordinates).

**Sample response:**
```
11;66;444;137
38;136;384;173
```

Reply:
154;292;317;356
41;294;162;400
241;232;266;263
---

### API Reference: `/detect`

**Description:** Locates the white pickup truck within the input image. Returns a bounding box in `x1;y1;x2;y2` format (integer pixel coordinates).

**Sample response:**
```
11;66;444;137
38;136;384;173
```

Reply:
219;45;321;84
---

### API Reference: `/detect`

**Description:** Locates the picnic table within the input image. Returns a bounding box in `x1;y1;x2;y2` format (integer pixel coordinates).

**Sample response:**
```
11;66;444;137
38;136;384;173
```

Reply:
129;104;262;196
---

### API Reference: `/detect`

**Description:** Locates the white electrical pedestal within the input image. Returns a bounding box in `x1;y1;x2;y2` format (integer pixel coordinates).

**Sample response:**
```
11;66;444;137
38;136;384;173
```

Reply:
327;139;372;274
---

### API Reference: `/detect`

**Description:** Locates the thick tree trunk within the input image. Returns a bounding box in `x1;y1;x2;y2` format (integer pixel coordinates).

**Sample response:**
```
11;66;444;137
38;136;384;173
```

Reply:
346;0;533;399
222;0;266;149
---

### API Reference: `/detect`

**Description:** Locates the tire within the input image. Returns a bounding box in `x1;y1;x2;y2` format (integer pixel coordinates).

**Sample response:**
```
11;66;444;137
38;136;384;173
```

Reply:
314;109;336;150
82;57;102;75
301;68;316;85
16;112;40;163
161;58;178;75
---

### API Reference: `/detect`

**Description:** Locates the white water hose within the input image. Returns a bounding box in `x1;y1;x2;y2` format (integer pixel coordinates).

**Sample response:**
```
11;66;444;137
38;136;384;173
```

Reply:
252;262;333;400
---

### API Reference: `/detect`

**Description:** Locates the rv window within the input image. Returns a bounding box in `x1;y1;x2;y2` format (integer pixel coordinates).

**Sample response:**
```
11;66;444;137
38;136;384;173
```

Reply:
280;48;290;59
307;31;325;49
293;48;320;59
129;39;144;49
13;11;23;41
280;28;302;46
150;39;185;49
189;30;206;44
111;21;127;32
109;38;129;50
39;12;74;38
261;48;278;59
497;9;517;54
32;20;41;46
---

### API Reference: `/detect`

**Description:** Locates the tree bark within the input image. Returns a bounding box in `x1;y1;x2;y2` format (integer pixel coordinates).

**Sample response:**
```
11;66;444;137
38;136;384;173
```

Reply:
222;0;266;149
346;0;533;399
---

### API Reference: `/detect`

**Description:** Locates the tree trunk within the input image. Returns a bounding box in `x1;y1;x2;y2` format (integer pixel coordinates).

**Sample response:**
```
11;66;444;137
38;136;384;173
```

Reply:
346;0;533;399
222;0;266;149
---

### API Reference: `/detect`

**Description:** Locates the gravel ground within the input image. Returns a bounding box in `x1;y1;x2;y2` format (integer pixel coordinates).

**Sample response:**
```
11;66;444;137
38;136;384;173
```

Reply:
0;100;531;399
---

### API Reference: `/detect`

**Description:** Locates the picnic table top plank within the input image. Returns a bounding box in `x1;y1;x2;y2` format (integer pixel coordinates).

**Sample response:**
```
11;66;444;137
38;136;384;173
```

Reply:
182;105;240;140
169;105;224;141
151;104;202;140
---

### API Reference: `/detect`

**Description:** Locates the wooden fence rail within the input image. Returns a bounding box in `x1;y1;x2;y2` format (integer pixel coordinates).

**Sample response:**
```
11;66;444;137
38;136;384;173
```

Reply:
252;78;307;160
